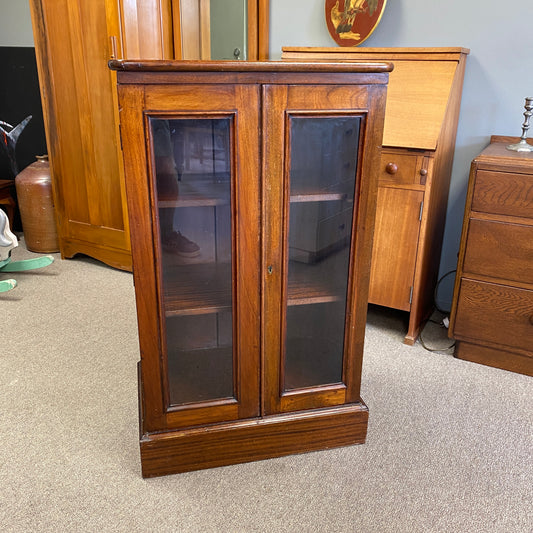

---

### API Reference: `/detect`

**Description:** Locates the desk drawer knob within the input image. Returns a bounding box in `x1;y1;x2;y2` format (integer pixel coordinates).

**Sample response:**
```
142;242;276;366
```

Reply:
385;162;398;174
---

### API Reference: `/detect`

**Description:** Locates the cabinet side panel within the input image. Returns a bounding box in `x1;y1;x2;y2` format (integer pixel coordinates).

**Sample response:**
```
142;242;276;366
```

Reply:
407;56;467;343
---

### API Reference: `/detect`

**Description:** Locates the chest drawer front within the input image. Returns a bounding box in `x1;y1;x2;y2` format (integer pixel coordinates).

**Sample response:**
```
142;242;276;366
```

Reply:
463;218;533;284
453;279;533;352
472;169;533;218
379;152;425;185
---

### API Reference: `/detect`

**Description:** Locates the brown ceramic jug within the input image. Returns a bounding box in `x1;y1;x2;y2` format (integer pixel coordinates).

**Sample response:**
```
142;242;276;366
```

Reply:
15;155;59;253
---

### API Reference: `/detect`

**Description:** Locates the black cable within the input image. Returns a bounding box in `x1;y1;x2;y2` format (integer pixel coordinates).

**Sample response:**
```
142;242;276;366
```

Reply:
433;269;456;315
418;269;457;353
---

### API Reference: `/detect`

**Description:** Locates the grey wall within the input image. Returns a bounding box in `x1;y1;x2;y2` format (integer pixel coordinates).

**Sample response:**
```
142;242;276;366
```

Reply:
270;0;533;308
0;0;34;46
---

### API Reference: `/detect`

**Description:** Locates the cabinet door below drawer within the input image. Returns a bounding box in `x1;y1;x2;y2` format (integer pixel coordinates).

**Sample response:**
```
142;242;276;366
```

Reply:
368;187;423;311
463;218;533;284
453;279;533;353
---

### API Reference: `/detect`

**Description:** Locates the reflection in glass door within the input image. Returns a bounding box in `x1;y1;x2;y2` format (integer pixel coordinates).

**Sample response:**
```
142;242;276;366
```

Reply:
284;116;361;391
151;117;233;406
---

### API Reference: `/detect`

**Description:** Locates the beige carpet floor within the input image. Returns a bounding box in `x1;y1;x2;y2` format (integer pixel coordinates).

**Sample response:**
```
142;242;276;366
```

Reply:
1;239;532;532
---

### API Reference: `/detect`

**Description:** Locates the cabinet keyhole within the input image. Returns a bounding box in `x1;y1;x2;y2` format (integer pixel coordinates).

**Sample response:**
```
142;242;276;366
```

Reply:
267;265;273;275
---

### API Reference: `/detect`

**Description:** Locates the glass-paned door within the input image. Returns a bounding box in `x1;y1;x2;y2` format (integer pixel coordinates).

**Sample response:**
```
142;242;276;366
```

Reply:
263;84;366;415
152;117;233;406
285;116;360;390
140;85;261;429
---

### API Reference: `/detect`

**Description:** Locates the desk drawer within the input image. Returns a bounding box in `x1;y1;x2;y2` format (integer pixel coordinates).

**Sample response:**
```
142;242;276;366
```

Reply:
453;279;533;353
473;169;533;218
379;152;426;186
463;218;533;284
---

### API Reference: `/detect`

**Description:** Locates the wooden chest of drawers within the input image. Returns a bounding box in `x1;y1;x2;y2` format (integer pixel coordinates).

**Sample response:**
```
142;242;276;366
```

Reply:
449;136;533;376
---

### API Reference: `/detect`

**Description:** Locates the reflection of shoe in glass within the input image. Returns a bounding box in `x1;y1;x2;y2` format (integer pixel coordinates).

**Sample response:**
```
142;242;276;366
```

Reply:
162;231;200;257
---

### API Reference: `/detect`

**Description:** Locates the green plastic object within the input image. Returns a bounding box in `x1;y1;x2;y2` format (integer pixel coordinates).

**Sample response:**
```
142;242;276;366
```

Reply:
0;255;54;293
0;278;17;292
0;255;54;272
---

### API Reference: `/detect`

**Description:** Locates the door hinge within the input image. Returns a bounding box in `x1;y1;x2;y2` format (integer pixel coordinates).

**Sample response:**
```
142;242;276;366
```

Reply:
409;286;414;304
418;201;424;221
118;123;123;151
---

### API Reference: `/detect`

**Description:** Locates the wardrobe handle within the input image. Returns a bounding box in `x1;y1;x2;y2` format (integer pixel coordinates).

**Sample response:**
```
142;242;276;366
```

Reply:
109;36;118;60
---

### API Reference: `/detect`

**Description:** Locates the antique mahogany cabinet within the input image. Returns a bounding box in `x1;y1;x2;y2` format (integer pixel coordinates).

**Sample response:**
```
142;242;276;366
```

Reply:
282;48;469;344
449;136;533;377
29;0;268;271
109;59;391;476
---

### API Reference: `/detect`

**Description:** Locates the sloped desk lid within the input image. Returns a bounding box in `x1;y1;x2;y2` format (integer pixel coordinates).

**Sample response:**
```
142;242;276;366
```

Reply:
281;47;470;151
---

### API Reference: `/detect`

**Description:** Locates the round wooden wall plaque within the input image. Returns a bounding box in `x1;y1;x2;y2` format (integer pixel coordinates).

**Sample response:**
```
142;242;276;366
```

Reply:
325;0;387;47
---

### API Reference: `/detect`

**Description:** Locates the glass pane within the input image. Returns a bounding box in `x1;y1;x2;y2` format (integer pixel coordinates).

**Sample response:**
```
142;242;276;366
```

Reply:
210;0;247;60
284;116;361;391
151;117;233;406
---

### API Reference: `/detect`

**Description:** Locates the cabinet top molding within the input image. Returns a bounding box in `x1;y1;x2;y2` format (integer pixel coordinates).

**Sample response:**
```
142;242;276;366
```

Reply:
108;59;394;75
281;47;470;61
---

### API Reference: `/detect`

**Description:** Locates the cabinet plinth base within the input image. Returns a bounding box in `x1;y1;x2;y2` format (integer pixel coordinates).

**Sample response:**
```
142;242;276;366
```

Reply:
139;403;369;478
455;341;533;377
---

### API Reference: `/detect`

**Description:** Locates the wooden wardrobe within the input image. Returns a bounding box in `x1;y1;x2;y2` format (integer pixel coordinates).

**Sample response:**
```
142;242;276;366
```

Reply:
29;0;269;271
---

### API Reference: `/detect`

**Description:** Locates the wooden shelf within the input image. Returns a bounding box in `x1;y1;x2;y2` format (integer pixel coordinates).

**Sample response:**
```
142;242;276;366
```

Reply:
158;182;352;208
290;188;350;203
158;180;230;208
162;263;232;316
162;260;346;316
288;262;345;306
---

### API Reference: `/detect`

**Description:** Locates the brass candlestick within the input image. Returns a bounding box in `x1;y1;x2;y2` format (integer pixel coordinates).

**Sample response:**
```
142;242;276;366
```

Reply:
507;97;533;152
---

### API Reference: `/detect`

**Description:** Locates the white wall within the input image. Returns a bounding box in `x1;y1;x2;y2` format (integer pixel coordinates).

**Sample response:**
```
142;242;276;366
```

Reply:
0;0;34;46
270;0;533;308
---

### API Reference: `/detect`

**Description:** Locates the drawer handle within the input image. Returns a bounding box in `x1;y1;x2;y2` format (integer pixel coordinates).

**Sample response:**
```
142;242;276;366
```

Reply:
385;162;398;174
420;169;428;177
